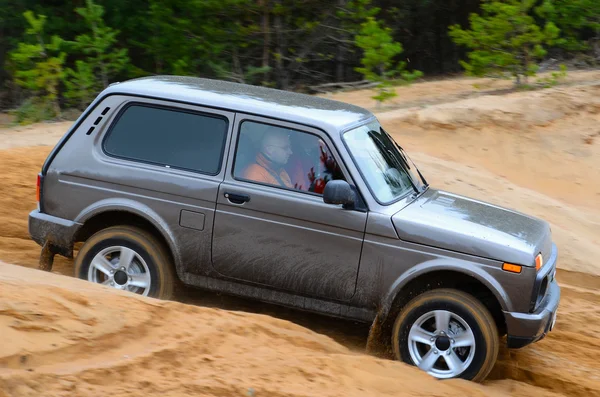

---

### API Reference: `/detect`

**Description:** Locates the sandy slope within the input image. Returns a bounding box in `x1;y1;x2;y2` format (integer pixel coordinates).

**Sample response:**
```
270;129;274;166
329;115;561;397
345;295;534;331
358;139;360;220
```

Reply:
2;261;599;397
381;84;600;277
1;74;600;396
319;69;600;112
0;122;70;151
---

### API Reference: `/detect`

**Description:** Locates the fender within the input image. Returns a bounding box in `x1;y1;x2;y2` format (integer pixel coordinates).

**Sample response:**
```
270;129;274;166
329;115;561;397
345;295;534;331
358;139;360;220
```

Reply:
365;257;512;356
74;197;183;270
379;257;512;322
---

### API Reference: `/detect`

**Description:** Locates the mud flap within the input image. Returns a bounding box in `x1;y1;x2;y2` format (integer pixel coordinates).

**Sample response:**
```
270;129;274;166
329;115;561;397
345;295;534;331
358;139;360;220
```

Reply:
39;241;56;271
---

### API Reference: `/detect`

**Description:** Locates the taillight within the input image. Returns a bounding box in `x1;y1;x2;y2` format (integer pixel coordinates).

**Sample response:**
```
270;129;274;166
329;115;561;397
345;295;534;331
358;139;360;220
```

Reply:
36;173;41;203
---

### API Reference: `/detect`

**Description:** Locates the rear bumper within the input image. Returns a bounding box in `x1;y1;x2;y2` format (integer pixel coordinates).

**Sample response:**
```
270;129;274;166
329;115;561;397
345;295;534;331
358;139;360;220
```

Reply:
28;209;80;257
504;276;560;349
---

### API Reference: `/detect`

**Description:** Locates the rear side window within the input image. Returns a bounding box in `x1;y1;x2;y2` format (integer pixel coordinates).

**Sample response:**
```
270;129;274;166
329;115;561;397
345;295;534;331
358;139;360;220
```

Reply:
103;104;228;175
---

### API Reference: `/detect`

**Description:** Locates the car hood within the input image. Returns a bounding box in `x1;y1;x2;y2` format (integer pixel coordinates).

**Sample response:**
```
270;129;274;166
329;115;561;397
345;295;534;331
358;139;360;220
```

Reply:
391;188;552;266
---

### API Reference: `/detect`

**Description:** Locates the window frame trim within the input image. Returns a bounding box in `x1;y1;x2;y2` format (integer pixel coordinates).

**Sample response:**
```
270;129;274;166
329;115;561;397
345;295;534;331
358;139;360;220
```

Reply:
101;101;230;177
229;116;367;209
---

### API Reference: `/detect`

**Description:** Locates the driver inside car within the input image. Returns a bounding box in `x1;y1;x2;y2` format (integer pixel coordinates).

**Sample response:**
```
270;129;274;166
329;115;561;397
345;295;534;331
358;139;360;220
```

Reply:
243;127;294;188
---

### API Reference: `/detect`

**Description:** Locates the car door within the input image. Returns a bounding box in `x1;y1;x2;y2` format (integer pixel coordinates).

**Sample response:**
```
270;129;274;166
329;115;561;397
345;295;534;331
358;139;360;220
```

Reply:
211;114;367;301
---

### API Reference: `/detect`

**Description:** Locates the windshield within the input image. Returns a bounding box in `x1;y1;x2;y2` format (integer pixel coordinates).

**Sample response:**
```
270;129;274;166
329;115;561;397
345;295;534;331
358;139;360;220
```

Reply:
343;120;423;204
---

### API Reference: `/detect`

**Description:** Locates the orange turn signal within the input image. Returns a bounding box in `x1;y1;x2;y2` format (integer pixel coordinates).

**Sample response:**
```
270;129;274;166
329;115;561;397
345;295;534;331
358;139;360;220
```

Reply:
535;253;543;271
502;263;522;274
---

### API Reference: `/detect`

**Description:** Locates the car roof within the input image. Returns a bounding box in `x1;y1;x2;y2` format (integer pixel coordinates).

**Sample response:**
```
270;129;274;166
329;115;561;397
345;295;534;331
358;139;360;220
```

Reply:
102;76;375;132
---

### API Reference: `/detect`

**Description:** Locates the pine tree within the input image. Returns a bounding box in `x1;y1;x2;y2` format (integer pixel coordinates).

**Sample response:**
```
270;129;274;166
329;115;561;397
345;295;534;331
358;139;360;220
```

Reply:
72;0;128;89
9;11;66;118
354;16;422;105
334;0;379;82
536;0;600;51
63;61;96;109
449;0;560;86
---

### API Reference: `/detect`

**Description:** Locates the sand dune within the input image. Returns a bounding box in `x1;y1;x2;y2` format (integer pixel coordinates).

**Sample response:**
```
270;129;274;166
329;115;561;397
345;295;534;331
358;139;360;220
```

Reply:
1;73;600;396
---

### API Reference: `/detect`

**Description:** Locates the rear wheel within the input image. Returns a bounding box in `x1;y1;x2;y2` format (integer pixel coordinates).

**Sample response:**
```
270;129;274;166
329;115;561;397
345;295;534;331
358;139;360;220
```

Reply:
392;289;499;382
74;225;175;300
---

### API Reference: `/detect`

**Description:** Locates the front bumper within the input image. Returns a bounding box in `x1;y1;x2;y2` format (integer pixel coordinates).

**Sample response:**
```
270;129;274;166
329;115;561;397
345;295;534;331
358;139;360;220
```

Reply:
504;276;560;349
28;209;80;257
503;243;560;348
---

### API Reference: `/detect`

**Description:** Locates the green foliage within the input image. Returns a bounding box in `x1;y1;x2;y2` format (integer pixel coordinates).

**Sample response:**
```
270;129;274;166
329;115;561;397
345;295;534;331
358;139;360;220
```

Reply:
242;66;273;86
71;0;129;90
536;0;600;51
10;97;56;125
337;0;379;23
64;61;96;109
137;0;252;77
354;16;422;104
449;0;560;86
1;0;596;115
537;63;568;87
9;11;66;119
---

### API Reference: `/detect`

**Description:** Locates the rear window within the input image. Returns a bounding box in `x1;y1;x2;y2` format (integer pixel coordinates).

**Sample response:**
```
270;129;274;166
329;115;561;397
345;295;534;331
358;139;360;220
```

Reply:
103;104;228;175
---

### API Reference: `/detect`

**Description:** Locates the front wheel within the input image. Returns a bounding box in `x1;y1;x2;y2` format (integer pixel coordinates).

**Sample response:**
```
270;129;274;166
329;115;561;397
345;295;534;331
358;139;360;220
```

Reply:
392;289;499;382
74;225;175;300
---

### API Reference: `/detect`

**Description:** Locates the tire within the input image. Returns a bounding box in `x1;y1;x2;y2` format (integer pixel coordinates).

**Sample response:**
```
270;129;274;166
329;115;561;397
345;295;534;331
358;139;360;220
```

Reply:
392;288;499;382
74;225;175;300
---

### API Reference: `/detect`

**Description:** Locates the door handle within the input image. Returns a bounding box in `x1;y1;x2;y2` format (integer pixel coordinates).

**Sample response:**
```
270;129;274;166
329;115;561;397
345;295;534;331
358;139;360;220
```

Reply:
224;192;250;204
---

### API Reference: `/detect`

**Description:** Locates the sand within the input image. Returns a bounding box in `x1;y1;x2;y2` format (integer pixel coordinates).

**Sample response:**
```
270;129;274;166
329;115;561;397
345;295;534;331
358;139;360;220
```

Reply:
1;72;600;396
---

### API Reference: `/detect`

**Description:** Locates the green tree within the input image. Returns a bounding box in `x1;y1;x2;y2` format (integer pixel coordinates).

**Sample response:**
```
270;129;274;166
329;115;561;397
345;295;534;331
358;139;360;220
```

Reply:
268;0;343;89
132;0;252;79
9;10;65;118
354;16;422;105
449;0;560;86
536;0;600;51
72;0;129;89
63;60;96;109
329;0;380;82
3;0;596;107
138;0;192;75
376;0;482;75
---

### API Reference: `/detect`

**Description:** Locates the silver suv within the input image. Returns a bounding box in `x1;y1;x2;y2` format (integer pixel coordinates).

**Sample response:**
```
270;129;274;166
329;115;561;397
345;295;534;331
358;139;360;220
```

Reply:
29;76;560;382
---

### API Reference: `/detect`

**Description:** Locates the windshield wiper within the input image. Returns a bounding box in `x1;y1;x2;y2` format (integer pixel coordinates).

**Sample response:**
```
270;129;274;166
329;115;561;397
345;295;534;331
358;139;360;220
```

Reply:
401;146;428;189
384;130;429;189
367;130;419;194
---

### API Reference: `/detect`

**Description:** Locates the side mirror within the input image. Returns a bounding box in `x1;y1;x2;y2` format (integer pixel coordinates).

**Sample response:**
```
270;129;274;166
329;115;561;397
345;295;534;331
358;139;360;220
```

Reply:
323;180;356;209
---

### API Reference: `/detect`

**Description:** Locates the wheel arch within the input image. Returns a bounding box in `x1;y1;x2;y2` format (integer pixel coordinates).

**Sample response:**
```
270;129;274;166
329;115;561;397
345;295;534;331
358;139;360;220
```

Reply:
367;259;509;357
73;199;182;274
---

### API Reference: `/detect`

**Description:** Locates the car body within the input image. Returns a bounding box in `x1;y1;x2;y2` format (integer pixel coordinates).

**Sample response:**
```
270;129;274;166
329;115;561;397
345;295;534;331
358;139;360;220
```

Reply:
29;76;560;381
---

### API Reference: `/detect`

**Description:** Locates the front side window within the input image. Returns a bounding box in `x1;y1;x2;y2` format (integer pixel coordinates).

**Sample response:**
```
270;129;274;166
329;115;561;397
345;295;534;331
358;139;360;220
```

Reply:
103;104;228;175
233;121;345;194
343;120;419;203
